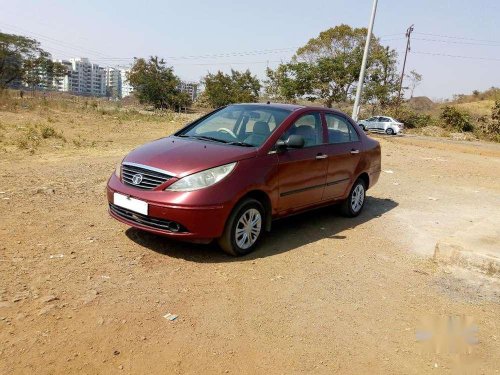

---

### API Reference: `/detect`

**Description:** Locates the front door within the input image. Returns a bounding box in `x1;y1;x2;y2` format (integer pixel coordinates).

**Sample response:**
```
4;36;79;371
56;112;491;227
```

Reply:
366;116;379;131
276;112;328;213
323;113;362;199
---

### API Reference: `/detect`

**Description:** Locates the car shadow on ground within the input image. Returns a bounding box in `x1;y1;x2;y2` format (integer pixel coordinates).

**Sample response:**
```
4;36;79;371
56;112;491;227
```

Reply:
125;196;398;263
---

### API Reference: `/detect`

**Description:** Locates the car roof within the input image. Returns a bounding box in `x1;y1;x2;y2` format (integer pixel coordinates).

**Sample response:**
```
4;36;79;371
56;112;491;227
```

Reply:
230;102;344;113
231;102;304;111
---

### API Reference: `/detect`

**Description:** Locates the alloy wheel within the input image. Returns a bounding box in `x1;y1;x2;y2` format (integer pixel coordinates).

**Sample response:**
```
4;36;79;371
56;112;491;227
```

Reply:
351;184;365;213
235;208;262;250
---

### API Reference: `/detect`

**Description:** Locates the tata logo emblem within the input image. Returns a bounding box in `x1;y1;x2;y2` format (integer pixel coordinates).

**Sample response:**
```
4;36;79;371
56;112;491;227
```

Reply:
131;174;143;185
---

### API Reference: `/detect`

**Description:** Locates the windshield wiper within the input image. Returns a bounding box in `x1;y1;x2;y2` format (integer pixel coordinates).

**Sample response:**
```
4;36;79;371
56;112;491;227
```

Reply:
192;135;229;143
228;141;254;147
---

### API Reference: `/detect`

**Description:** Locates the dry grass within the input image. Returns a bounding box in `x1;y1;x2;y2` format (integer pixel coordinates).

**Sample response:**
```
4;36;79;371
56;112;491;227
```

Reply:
454;100;495;118
0;90;203;156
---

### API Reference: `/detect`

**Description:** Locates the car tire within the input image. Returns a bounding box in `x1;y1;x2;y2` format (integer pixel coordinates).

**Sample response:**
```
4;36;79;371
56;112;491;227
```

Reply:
385;128;395;135
218;198;265;256
340;178;366;217
359;124;366;131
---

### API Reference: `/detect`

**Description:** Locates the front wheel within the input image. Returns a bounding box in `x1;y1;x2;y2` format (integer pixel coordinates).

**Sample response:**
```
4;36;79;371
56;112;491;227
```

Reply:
359;124;366;131
218;198;265;256
340;179;366;217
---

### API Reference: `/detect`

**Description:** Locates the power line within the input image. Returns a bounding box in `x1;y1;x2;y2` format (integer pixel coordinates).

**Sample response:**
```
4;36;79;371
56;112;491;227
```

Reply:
1;22;296;63
413;37;500;47
412;51;500;62
4;21;499;68
88;48;297;61
414;32;500;44
0;22;113;58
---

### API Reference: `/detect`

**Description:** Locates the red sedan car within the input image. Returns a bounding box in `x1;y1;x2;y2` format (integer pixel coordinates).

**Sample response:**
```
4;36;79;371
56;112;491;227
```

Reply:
107;103;381;255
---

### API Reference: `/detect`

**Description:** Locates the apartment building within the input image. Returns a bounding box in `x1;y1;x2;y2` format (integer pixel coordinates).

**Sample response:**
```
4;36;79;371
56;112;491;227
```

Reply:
53;58;106;97
120;68;134;97
105;67;121;98
178;81;198;101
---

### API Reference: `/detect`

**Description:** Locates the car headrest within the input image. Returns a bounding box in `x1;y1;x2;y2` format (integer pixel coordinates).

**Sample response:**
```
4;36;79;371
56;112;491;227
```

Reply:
253;121;270;135
295;125;316;139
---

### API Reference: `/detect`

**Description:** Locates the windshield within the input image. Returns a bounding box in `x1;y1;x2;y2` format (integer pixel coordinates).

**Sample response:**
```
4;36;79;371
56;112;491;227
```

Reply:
178;105;291;147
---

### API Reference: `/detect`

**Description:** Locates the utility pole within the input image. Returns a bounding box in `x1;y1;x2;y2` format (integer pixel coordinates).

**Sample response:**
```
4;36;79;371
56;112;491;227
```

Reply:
397;24;414;103
351;0;378;121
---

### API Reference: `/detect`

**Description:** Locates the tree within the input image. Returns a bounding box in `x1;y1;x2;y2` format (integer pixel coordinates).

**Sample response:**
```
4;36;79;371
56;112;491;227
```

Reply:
265;62;314;102
1;32;66;92
363;46;400;107
490;100;500;135
264;24;399;108
127;56;189;110
203;69;261;108
406;70;422;98
1;32;39;87
22;51;67;94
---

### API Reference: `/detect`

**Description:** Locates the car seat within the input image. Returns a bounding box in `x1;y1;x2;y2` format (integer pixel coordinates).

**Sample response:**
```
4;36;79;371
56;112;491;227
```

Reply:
244;121;271;146
295;125;318;147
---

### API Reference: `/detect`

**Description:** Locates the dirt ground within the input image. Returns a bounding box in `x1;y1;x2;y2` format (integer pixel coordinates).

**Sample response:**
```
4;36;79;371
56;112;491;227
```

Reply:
1;102;499;374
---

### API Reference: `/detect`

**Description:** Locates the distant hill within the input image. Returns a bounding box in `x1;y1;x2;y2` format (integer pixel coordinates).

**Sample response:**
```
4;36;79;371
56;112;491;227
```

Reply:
406;96;435;111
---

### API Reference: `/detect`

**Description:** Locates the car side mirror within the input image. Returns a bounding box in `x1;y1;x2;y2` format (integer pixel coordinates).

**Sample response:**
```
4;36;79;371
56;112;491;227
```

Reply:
276;134;305;150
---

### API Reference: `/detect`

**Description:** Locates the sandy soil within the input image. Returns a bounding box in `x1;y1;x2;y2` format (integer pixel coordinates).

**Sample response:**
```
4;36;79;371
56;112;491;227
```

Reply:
0;103;499;374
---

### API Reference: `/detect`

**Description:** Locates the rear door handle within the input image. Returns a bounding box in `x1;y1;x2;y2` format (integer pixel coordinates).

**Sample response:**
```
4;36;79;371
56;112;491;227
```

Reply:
316;153;328;160
350;149;360;154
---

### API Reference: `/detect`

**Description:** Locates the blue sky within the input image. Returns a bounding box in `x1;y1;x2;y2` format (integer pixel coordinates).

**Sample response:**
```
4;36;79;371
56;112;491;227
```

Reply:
1;0;499;99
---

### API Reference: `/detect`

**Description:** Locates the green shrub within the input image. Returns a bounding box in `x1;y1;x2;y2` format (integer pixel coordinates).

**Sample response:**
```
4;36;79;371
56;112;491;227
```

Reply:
491;101;500;135
17;127;41;153
440;106;474;132
385;106;434;129
41;126;56;138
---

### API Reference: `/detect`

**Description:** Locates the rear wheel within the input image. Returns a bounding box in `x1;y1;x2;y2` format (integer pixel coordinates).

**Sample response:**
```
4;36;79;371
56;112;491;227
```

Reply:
340;179;366;217
218;198;264;256
385;127;395;135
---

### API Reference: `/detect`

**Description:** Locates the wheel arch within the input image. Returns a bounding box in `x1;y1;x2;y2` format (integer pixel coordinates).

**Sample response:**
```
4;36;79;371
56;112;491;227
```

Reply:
357;172;370;190
238;190;273;232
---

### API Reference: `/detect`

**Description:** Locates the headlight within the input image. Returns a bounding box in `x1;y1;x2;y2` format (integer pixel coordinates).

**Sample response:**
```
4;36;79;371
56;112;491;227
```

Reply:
115;163;122;180
166;162;236;192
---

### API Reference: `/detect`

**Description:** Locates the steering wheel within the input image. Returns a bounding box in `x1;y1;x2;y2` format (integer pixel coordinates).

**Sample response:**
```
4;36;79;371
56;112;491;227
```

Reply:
217;128;237;139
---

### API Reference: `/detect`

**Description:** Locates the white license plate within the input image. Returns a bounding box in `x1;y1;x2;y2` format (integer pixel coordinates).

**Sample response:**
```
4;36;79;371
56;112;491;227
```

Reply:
113;193;148;215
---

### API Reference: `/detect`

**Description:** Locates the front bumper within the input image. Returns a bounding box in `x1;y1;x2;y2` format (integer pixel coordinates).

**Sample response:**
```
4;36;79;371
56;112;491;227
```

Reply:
107;175;231;242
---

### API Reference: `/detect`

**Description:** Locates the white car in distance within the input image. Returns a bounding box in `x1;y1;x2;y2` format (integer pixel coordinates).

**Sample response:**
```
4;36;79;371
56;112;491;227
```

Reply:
358;116;404;135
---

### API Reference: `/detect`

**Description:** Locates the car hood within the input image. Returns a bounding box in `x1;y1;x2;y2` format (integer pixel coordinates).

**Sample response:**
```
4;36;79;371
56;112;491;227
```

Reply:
123;136;258;178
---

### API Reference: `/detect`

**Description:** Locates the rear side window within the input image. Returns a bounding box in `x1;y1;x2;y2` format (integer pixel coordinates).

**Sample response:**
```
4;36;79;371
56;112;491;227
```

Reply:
325;114;359;144
380;117;391;122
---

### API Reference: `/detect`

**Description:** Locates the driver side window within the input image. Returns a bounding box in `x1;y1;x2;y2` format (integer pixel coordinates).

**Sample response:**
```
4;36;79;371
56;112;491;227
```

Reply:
280;112;323;147
192;109;241;135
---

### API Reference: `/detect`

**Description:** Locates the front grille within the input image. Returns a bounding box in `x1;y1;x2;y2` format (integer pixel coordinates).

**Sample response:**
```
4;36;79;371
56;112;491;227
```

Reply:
109;203;186;232
122;163;173;190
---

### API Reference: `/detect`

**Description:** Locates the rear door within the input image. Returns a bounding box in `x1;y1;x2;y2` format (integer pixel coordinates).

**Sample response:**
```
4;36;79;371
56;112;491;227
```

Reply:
379;116;392;131
276;112;328;212
322;113;362;199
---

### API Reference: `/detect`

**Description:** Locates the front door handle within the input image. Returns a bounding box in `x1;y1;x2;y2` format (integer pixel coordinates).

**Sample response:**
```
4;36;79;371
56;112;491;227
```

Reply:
316;153;328;160
350;149;360;154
